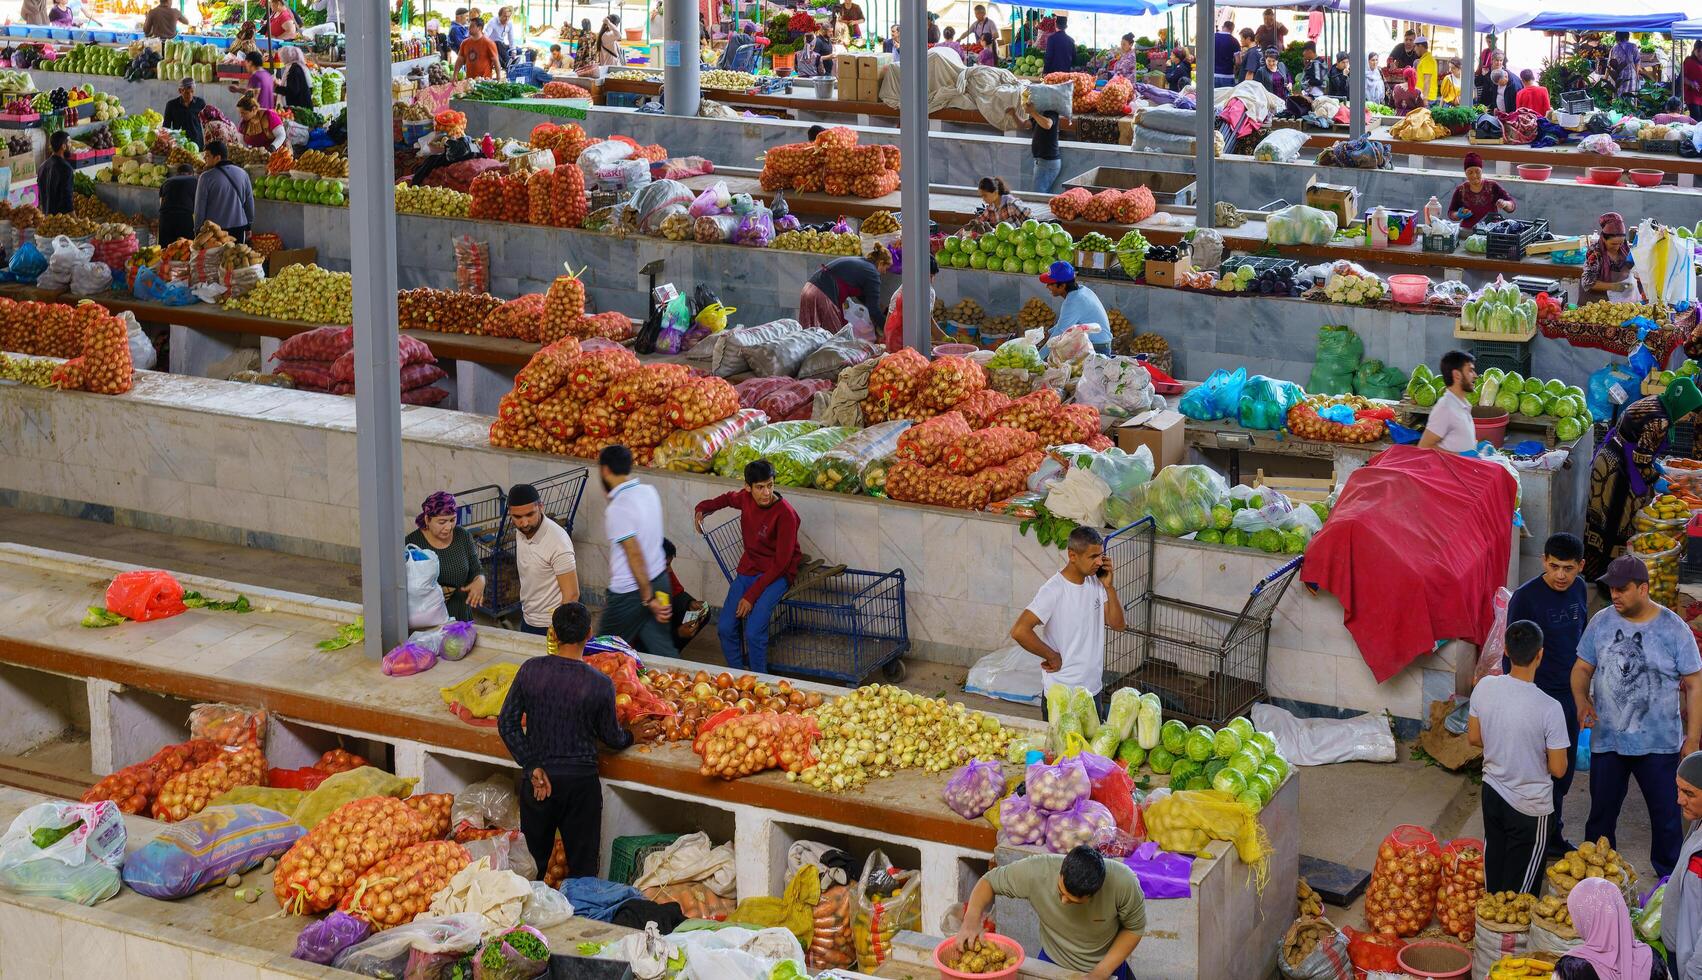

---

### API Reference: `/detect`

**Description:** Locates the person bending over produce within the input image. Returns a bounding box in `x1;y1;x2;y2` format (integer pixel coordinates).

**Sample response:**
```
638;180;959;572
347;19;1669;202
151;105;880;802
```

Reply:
1468;619;1570;893
1582;212;1636;298
798;245;891;339
1559;876;1667;980
1572;555;1702;880
237;93;286;150
1011;525;1124;696
1582;378;1702;579
1448;152;1515;231
883;253;938;352
693;459;802;674
1417;349;1478;454
1038;261;1111;356
497;601;635;881
1661;750;1702;978
967;176;1031;233
955;846;1145;980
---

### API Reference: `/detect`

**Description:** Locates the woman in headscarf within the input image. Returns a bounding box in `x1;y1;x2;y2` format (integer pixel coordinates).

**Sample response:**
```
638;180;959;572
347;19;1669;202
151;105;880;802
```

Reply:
1555;877;1665;979
1363;52;1385;105
1163;47;1193;92
1663;751;1702;980
1447;152;1516;231
276;46;313;111
18;0;49;24
570;17;595;70
595;14;622;67
1584;377;1702;579
404;491;486;622
1582;212;1636;298
1389;65;1425;114
1100;33;1140;81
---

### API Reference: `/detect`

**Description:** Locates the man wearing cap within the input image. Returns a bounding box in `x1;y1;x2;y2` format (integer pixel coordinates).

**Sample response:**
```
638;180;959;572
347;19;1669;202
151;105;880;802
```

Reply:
1572;554;1702;880
161;78;207;149
1326;51;1351;98
1663;750;1702;978
1039;261;1110;357
1412;36;1438;101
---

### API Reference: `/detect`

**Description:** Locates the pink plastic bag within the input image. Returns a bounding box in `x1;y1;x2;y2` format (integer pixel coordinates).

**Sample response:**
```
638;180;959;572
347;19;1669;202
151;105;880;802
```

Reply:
104;570;187;622
996;795;1045;847
382;642;439;677
1472;587;1512;684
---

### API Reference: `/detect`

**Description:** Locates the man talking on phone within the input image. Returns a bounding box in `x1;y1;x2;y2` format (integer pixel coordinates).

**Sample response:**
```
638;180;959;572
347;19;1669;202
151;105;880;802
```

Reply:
1010;526;1125;699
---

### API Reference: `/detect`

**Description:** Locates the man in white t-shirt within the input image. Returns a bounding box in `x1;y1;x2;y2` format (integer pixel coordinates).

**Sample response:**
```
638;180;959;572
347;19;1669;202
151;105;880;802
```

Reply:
1418;349;1480;454
1010;526;1126;696
1469;618;1570;893
510;482;579;637
597;445;673;655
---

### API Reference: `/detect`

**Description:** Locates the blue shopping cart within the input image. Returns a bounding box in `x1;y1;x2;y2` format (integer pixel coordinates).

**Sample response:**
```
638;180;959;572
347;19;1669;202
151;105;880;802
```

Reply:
459;468;590;620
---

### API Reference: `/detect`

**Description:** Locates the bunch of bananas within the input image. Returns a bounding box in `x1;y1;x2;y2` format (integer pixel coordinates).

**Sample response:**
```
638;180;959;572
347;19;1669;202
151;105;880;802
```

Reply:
1490;956;1554;979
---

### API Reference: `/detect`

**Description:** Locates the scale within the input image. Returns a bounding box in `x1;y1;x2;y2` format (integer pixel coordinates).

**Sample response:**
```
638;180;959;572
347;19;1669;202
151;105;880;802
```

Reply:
1509;275;1565;300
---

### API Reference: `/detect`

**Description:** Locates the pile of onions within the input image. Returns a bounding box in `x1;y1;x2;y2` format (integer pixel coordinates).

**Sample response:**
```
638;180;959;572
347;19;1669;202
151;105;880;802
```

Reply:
274;797;430;914
151;742;267;822
1437;840;1485;941
317;748;367;775
1365;825;1442;938
403;793;454;839
637;670;824;744
696;712;788;780
799;685;1014;793
340;840;471;930
83;739;224;814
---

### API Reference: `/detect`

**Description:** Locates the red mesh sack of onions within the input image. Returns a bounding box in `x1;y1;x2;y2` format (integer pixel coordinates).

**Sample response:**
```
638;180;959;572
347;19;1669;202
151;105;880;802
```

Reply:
564;347;640;401
942;425;1037;475
1364;824;1441;937
338;840;470;930
608;363;693;410
1048;187;1092;220
897;411;973;466
402;794;454;839
952;389;1013;428
513;338;583;403
694;709;783;780
274;796;430;914
918;354;986;410
1436;837;1484;941
868;348;928;405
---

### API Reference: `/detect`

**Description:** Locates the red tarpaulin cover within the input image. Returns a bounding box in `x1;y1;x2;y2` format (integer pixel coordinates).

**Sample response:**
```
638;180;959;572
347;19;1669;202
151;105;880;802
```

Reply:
1300;445;1518;682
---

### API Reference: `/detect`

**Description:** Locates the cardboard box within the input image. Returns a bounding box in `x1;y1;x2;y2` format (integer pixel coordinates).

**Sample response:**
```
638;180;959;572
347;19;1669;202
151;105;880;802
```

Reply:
1145;255;1191;287
265;247;317;276
1116;118;1135;146
854;70;880;103
1116;409;1185;469
1304;175;1358;231
3;151;34;183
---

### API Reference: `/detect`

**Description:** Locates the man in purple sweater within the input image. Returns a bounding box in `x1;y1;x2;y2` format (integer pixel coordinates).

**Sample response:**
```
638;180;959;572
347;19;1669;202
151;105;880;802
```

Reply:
498;602;636;880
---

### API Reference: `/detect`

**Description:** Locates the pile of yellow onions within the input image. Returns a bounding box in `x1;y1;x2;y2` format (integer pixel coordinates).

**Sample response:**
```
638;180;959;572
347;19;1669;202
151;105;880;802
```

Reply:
340;840;471;930
274;797;429;914
798;686;1014;792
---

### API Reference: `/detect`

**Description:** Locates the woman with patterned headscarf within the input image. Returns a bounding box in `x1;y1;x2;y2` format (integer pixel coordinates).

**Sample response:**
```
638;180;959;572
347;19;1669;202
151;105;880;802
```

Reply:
405;491;486;621
1584;376;1702;579
1583;212;1636;298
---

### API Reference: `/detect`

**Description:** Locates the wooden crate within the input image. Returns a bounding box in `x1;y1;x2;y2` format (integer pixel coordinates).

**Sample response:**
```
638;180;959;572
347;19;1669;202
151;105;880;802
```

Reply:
1253;468;1335;503
1453;319;1537;343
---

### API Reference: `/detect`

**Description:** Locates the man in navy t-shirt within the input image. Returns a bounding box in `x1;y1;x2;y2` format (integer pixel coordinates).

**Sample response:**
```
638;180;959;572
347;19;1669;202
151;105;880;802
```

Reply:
1504;531;1588;857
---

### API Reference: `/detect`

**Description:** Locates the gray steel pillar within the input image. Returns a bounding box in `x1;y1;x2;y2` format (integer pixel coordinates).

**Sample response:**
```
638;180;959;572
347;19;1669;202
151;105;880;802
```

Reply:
1193;0;1214;229
1460;0;1476;107
898;0;929;351
665;0;701;116
347;0;407;658
1350;0;1365;137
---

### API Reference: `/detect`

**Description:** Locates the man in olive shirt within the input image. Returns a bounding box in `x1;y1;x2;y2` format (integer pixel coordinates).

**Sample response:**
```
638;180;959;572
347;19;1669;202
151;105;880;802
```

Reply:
955;847;1145;980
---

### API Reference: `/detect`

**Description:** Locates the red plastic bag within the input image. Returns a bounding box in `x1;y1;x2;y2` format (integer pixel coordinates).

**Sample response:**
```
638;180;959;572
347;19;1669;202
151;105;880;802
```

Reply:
269;766;331;791
1088;760;1137;834
1343;926;1404;974
105;570;187;622
1364;824;1441;937
585;651;677;727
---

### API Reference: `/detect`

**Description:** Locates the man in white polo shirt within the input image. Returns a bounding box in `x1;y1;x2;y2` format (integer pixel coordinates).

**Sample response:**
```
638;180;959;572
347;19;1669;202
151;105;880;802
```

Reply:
510;482;579;637
1009;525;1126;697
1418;349;1480;454
597;444;674;655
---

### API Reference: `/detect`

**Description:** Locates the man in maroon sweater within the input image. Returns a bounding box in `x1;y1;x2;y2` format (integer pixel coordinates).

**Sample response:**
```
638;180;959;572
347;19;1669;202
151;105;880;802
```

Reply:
693;459;802;674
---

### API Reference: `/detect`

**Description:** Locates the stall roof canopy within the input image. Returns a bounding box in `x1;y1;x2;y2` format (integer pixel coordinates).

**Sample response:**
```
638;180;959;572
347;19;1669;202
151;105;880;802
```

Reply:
1171;0;1536;31
1020;0;1181;13
1523;0;1702;31
1676;15;1702;34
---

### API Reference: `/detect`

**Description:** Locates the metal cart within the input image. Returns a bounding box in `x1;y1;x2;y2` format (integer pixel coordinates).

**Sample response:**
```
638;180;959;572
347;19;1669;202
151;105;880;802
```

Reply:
1101;518;1304;726
703;514;909;685
457;468;591;620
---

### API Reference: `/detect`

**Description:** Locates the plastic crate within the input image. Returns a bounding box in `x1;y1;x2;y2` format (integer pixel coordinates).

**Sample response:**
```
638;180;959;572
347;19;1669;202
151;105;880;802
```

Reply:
461;469;590;620
608;833;680;885
1469;338;1533;377
1420;232;1457;253
1484;218;1549;260
1644;138;1681;155
1220;255;1300;279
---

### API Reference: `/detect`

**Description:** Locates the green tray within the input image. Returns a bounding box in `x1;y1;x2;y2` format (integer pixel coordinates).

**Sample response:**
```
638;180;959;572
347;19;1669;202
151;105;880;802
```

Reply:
608;832;681;885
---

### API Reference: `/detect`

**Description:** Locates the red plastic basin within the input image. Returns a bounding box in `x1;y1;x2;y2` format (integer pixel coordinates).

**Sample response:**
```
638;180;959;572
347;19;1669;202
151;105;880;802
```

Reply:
1516;164;1552;181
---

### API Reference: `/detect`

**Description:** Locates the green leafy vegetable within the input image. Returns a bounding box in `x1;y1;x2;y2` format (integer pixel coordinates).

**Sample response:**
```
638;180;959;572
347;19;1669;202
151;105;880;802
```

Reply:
30;819;82;849
316;616;364;651
81;606;126;628
181;590;253;612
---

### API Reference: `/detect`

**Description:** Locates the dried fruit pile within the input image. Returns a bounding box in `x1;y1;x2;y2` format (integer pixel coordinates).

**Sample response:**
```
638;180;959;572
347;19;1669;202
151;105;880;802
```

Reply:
396;287;502;335
760;126;901;198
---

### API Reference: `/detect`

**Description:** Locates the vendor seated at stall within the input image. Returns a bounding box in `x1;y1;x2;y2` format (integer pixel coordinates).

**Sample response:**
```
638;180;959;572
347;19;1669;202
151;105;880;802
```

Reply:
965;176;1031;233
1584;378;1702;579
1417;349;1479;454
1448;152;1515;231
1582;212;1637;299
797;244;891;339
955;847;1145;980
1388;66;1425;114
692;460;803;676
1038;261;1112;356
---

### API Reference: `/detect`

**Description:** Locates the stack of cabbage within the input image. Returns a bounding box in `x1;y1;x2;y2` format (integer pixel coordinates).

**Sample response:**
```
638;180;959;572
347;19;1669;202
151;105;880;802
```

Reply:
1461;280;1538;335
1145;716;1290;813
1404;365;1592;441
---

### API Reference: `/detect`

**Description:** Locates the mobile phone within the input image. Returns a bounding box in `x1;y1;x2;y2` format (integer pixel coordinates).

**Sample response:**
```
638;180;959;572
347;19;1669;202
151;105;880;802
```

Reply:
1095;556;1111;579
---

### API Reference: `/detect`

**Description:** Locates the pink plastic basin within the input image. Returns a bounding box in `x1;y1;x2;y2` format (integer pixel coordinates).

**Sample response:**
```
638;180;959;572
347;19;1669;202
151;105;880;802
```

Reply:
1396;940;1471;978
1587;166;1625;185
1389;274;1430;304
934;934;1025;980
933;343;979;358
1516;164;1552;181
1630;168;1665;187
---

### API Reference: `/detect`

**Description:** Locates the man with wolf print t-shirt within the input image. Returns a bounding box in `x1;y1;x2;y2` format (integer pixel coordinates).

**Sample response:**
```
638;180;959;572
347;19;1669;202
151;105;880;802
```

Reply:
1572;555;1702;879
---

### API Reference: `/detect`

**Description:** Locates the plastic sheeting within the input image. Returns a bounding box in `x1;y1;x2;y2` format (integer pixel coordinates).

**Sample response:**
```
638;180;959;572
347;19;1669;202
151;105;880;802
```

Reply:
1299;446;1517;683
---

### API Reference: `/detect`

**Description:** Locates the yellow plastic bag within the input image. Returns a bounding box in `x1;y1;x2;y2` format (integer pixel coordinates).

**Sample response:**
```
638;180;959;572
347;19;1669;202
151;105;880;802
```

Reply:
440;663;519;718
290;767;419;829
1144;790;1271;888
207;785;308;819
729;865;822;948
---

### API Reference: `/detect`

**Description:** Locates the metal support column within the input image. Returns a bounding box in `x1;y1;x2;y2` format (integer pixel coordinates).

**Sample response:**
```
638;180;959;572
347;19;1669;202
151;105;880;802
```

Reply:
664;0;700;116
898;0;929;351
1349;0;1365;138
1193;0;1214;229
1459;0;1476;107
347;0;407;658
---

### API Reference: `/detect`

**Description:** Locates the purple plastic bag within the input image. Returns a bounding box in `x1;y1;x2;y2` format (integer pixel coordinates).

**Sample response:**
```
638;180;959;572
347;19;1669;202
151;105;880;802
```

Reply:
1122;841;1193;899
775;213;800;233
1076;752;1119;784
997;795;1045;847
943;759;1005;820
1024;756;1090;811
439;621;478;662
382;642;439;677
293;912;372;965
1043;798;1115;853
732;209;775;247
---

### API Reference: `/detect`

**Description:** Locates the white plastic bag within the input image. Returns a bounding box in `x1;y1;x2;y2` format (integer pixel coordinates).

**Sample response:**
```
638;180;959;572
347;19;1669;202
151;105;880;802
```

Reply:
964;645;1044;705
0;800;126;906
1266;204;1339;245
843;297;876;344
404;544;450;630
460;830;537;881
600;923;676;980
1044;465;1112;527
522;880;574;928
1047;324;1096;367
117;310;157;371
1075;354;1157;419
451;776;520;831
1254;128;1308;162
332;913;488;976
70;259;112;296
1251;702;1397;765
676;927;807;980
1190;228;1224;270
1631;217;1697;308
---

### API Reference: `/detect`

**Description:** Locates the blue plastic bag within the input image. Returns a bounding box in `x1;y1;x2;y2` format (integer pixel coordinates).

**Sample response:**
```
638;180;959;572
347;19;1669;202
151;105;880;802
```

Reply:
1587;363;1638;425
1237;375;1302;430
1626;317;1662;384
0;239;46;283
1178;367;1247;421
132;265;198;306
121;805;303;899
